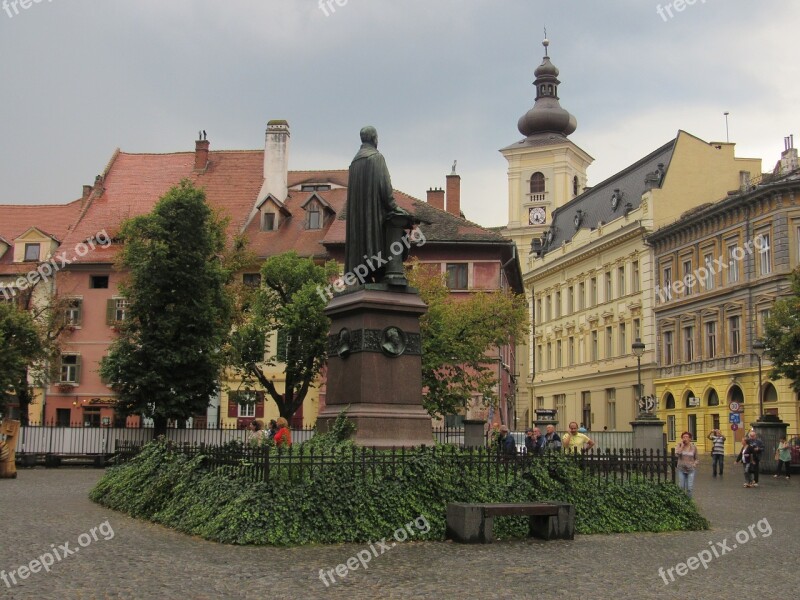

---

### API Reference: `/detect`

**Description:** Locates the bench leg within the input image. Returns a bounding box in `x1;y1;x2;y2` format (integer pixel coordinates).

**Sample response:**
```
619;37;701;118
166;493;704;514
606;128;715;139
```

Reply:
447;504;493;543
529;503;575;540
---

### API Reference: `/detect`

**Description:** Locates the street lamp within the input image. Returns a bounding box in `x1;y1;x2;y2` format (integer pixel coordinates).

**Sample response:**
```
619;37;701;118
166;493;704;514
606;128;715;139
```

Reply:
632;338;645;416
752;339;765;421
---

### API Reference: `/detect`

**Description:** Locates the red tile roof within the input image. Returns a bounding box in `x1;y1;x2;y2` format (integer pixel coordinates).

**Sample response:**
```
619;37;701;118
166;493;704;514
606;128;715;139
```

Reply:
0;200;83;267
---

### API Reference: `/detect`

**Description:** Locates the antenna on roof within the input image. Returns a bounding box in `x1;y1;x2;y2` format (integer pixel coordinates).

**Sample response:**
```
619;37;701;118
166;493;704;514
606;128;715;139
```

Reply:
723;112;730;143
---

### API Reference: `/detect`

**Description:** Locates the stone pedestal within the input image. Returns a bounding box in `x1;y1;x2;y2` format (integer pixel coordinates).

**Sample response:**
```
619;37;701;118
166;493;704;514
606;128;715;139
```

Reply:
751;417;788;473
463;419;486;448
316;286;432;448
630;413;666;452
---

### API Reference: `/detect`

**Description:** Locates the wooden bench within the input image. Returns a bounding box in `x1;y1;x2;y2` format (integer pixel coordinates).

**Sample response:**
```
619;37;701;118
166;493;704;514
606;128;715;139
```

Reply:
446;502;574;543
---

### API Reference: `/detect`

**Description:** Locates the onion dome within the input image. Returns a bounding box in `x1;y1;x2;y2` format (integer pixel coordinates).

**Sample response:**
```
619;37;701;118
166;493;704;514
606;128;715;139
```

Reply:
517;39;578;138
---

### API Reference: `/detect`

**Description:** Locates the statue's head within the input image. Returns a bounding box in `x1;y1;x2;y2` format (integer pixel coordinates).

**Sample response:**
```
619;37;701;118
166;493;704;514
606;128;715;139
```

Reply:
360;126;378;148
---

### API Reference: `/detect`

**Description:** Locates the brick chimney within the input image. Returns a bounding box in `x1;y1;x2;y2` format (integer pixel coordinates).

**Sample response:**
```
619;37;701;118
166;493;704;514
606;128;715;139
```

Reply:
263;120;290;202
194;137;210;172
446;172;461;217
426;187;444;210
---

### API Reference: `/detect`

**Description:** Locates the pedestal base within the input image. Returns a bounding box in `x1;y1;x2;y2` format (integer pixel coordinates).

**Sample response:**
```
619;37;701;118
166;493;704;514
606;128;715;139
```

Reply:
630;415;666;451
751;418;788;473
316;287;432;448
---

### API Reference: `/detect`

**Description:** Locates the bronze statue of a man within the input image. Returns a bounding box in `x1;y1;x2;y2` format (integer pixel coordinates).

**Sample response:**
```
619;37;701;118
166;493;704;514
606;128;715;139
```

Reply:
345;126;408;284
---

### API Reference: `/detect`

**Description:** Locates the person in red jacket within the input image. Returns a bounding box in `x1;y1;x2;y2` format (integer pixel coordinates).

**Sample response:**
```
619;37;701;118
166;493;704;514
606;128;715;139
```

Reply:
273;417;292;447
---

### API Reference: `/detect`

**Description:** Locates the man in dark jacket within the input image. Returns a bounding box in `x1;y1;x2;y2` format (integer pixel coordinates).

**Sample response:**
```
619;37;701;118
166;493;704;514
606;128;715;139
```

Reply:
747;430;765;486
498;425;517;457
525;427;545;456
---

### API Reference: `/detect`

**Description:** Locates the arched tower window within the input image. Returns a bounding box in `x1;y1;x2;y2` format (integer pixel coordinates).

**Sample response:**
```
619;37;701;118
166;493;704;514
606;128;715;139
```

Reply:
530;172;545;194
573;175;579;196
664;393;675;410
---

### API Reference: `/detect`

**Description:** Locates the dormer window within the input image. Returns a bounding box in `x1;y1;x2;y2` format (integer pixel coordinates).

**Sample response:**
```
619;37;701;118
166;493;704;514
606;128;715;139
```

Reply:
301;184;332;192
307;203;322;229
261;211;276;231
24;243;40;262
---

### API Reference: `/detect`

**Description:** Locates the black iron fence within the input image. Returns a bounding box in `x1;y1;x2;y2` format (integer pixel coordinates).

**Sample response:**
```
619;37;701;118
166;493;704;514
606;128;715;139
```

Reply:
114;442;676;485
11;424;465;458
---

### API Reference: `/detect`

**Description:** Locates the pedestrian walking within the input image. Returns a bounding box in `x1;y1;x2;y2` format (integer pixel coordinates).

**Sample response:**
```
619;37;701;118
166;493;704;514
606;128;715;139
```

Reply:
675;432;698;498
708;429;726;477
774;436;791;479
736;438;755;487
747;430;764;486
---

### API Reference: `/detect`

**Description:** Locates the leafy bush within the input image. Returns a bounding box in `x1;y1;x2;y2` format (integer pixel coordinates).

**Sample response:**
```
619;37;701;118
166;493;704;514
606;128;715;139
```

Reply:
90;436;708;545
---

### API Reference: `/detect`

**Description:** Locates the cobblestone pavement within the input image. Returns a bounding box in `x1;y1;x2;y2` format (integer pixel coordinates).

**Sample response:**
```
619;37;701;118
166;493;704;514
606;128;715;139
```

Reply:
0;460;798;600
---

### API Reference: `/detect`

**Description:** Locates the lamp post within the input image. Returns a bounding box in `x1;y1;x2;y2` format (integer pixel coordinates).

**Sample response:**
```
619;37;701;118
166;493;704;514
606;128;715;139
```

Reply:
752;339;765;421
632;338;645;416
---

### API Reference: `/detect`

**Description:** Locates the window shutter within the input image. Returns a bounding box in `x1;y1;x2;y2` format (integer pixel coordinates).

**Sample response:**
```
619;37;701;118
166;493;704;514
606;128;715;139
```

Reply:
75;355;82;384
227;393;238;418
255;392;264;418
106;299;116;325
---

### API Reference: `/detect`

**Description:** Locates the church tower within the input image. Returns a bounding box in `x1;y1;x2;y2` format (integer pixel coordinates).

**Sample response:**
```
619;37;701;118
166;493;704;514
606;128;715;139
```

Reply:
501;38;593;264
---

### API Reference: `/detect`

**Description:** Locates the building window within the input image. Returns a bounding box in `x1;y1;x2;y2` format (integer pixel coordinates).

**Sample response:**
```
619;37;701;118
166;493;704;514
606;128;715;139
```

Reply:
573;175;579;196
546;342;552;370
545;294;551;322
107;298;128;324
537;345;543;373
261;212;276;231
759;308;771;336
590;277;597;307
758;233;772;275
445;263;468;290
536;298;542;323
605;326;613;358
591;330;598;361
631;260;640;293
705;321;717;359
243;273;262;288
568;336;575;366
567;286;574;314
530;172;545;194
605;388;616;431
667;415;676;442
555;394;566;419
708;389;720;406
617;266;625;297
536;396;544;410
633;318;641;342
555;290;561;318
64;298;82;326
301;184;331;192
619;322;627;354
579;282;586;310
307;203;322;229
556;340;562;368
604;271;612;302
662;266;672;301
727;245;739;283
239;403;255;418
90;275;109;289
682;260;693;296
24;243;40;262
664;392;676;410
663;330;673;365
60;354;81;384
728;315;741;354
703;253;715;290
683;325;694;362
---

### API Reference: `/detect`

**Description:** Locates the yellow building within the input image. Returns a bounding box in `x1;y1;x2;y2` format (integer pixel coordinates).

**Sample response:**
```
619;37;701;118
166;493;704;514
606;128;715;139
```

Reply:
523;131;760;431
649;141;800;453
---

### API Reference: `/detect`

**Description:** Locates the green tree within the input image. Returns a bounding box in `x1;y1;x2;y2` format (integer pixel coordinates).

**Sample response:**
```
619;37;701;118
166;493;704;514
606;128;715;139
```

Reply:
0;301;44;420
763;267;800;392
226;251;338;420
100;180;233;435
407;260;528;417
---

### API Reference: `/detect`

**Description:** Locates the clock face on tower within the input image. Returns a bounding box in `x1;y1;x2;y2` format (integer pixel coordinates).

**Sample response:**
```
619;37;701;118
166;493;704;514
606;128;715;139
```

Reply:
529;207;546;225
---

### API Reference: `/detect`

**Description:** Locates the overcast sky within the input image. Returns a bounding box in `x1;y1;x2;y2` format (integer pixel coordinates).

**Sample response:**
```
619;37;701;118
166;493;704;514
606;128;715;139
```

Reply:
1;0;797;227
